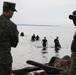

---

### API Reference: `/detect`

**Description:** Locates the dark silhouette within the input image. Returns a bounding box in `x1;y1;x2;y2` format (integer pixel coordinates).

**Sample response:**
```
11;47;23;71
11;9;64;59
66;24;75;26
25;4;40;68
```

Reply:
20;32;24;36
31;34;35;42
42;37;48;50
69;10;76;75
54;37;61;52
35;35;40;41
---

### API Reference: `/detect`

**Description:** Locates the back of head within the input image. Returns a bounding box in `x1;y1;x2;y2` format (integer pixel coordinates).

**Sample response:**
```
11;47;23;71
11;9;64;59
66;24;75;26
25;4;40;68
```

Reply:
56;37;58;39
73;10;76;16
44;37;46;39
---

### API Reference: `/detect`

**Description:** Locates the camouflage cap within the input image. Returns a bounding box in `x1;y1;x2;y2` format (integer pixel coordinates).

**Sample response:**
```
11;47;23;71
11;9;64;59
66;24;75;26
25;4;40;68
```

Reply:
69;10;76;20
3;2;17;12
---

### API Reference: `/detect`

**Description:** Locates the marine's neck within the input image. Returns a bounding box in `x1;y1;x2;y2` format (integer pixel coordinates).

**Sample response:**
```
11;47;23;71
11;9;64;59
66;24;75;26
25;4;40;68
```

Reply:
3;12;10;19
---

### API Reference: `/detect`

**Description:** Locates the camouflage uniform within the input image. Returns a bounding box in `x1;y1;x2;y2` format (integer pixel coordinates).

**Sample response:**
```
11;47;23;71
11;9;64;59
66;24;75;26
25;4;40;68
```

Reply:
70;31;76;75
0;14;19;75
70;52;76;75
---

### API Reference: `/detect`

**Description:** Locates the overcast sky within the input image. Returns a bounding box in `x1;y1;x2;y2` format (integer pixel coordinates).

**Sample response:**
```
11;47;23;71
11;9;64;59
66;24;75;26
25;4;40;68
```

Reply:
0;0;76;26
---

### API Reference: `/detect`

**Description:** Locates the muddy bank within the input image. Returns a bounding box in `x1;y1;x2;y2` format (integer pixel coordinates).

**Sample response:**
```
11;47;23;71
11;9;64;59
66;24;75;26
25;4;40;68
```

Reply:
12;55;71;75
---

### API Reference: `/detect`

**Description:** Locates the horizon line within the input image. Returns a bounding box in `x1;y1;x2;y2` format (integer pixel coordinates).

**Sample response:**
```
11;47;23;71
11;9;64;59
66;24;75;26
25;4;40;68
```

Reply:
17;24;60;27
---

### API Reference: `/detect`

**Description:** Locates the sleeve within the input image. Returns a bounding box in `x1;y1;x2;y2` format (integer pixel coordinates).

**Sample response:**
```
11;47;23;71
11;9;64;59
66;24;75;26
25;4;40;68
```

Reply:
71;31;76;52
73;31;76;41
9;22;19;48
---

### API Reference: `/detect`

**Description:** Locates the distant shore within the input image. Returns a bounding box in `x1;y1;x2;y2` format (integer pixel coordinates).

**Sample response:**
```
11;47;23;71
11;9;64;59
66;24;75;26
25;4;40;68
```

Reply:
17;24;60;27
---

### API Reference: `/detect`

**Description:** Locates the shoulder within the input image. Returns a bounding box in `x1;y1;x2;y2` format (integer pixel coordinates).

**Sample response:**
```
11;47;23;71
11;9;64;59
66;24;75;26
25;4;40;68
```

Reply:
0;15;6;22
9;20;17;27
54;39;56;41
5;19;17;30
0;15;17;27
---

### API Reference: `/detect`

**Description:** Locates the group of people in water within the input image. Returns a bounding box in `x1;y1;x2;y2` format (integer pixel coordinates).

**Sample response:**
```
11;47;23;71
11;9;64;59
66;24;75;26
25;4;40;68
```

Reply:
31;34;61;52
31;34;40;41
20;32;61;52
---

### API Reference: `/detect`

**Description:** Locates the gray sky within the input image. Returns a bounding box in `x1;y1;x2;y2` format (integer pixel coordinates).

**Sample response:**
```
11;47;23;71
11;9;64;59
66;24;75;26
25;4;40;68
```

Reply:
0;0;76;26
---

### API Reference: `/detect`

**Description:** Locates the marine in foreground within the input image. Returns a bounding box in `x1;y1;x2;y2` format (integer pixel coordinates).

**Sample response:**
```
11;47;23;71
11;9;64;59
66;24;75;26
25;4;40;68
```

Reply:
0;2;19;75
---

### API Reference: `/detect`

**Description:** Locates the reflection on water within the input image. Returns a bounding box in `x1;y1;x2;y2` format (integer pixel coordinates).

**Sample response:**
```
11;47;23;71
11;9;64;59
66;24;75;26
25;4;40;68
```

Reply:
55;52;60;58
42;54;48;63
